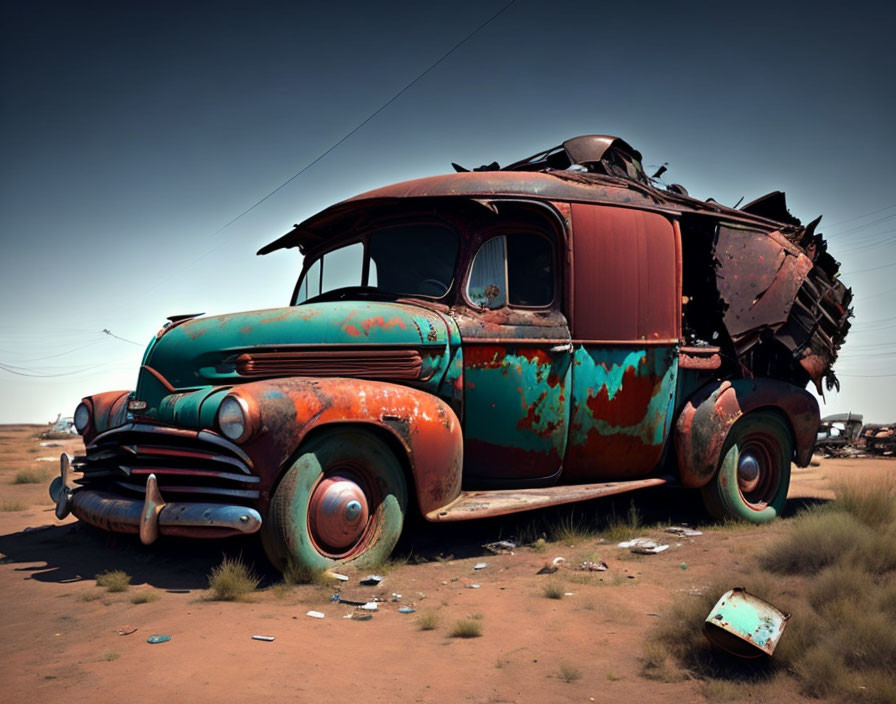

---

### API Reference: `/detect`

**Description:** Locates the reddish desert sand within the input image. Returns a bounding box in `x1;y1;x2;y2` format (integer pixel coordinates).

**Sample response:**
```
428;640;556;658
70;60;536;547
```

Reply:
1;424;893;703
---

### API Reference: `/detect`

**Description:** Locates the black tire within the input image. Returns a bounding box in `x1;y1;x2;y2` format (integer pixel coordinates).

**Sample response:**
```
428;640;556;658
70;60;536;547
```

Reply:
262;428;407;573
700;412;792;524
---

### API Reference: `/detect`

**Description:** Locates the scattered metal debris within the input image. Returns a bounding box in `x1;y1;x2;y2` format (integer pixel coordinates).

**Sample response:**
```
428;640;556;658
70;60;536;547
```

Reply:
466;584;481;589
115;626;137;636
398;607;416;614
146;634;171;644
360;602;378;611
252;635;275;641
360;575;383;586
618;538;669;554
326;572;349;582
704;588;790;658
664;526;703;537
473;562;487;570
483;540;517;554
575;560;608;572
305;610;325;619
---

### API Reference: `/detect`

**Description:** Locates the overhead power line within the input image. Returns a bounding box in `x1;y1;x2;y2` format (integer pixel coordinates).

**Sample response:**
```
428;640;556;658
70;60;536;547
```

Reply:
0;361;105;378
107;1;519;319
208;0;518;240
101;329;143;346
827;203;896;227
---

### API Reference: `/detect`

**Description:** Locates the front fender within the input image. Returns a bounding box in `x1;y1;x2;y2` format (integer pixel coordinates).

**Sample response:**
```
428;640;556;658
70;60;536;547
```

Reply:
674;378;819;488
234;377;463;516
79;390;131;443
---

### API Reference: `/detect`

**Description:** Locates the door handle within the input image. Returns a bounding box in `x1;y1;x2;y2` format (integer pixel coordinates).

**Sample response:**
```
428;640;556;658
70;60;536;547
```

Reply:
550;342;573;353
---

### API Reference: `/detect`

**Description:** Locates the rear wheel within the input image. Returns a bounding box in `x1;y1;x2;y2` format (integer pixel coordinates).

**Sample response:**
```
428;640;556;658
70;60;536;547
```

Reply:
700;412;792;523
262;428;407;573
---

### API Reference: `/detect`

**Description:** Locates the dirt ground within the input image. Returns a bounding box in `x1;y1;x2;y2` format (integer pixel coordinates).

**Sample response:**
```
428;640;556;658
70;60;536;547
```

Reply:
1;423;894;704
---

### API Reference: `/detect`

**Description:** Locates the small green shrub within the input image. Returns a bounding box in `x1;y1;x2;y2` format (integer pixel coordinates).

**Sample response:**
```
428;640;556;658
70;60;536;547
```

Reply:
449;618;483;638
207;555;260;601
96;570;131;592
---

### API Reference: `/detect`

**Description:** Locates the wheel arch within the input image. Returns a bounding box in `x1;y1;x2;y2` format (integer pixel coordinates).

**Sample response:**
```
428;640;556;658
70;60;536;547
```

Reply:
237;377;463;517
674;377;820;489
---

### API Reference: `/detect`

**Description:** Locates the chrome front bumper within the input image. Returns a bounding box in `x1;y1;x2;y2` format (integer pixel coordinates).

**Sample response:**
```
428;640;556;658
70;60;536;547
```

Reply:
50;454;262;543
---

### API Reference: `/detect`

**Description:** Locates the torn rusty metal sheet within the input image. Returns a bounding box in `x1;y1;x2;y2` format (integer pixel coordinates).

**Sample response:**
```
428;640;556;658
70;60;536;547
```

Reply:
704;587;790;658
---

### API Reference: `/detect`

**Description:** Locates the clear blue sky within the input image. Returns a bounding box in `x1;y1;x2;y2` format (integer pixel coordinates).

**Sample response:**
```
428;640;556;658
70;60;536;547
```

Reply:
1;0;894;424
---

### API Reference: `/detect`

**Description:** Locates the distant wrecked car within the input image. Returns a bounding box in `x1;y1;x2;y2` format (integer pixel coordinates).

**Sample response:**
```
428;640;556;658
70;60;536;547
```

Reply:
860;423;896;456
50;135;852;572
815;413;864;457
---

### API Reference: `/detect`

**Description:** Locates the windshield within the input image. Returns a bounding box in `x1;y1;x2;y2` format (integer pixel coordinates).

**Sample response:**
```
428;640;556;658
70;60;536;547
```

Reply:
295;223;458;303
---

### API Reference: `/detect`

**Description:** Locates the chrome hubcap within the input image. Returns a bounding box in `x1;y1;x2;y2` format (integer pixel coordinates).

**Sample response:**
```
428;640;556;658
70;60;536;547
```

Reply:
737;451;761;494
308;475;370;551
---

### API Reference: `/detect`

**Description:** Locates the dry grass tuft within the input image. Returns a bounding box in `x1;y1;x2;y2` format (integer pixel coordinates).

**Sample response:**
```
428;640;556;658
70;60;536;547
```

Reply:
130;591;160;605
602;502;643;542
207;555;260;601
416;610;440;631
101;651;119;662
542;581;566;600
14;468;49;484
554;663;582;683
550;511;596;545
281;559;327;586
0;500;27;512
96;570;131;592
449;618;483;638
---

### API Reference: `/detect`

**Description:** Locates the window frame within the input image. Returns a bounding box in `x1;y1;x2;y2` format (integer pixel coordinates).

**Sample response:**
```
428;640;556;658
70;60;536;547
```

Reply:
291;216;461;306
463;226;559;311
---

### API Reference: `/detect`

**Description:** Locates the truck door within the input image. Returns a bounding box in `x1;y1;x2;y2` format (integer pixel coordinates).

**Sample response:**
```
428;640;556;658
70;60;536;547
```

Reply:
457;224;572;485
563;204;681;480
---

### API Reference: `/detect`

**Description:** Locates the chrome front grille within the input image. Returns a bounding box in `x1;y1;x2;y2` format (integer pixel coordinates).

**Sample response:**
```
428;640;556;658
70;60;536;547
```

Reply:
74;423;259;503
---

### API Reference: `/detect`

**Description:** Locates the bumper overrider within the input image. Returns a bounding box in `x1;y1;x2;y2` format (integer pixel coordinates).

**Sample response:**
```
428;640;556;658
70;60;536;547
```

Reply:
49;422;263;543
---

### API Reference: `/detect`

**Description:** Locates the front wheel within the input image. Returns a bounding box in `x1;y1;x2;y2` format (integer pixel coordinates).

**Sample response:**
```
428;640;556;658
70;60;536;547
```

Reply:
700;412;792;524
263;429;407;573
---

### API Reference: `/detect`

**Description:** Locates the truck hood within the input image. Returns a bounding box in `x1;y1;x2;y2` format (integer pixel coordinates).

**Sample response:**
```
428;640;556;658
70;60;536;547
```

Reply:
136;301;454;406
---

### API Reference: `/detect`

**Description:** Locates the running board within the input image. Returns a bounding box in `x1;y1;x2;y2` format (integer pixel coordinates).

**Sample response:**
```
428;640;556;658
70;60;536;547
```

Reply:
425;477;671;522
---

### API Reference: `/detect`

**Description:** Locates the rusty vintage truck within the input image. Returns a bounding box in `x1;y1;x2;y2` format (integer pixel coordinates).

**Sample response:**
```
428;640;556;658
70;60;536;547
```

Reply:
50;135;852;572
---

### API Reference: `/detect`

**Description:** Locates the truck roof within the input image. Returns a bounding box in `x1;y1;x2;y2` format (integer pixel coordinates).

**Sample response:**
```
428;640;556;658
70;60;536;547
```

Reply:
259;135;799;255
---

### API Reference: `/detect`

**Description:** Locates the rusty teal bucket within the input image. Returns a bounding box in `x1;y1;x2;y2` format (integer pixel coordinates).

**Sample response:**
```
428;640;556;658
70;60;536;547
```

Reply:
704;587;790;658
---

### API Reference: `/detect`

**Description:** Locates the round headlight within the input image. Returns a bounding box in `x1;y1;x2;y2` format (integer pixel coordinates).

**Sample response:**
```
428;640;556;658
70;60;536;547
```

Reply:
218;396;249;442
73;402;91;434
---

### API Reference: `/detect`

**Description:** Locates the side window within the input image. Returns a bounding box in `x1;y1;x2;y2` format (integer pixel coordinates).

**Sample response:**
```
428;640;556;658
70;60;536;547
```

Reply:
467;236;507;309
467;233;554;309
